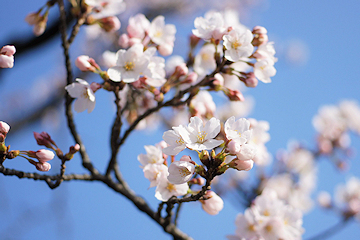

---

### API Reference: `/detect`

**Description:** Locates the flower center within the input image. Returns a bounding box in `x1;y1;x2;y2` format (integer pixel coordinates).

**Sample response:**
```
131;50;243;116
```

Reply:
197;131;207;143
166;183;176;192
124;61;135;71
232;41;242;49
154;30;163;38
178;168;191;177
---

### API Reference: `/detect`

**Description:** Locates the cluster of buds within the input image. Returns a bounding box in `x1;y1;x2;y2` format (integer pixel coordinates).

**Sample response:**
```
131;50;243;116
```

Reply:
25;0;56;36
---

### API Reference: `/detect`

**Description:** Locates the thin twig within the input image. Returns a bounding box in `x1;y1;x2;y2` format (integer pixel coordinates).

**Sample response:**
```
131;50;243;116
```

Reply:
305;218;350;240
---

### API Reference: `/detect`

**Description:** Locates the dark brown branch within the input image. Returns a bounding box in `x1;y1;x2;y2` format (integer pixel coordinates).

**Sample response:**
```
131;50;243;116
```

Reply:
106;88;123;176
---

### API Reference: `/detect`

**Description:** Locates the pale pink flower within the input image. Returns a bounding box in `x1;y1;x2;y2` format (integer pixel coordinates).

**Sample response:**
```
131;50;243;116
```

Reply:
167;159;195;184
193;44;221;77
236;144;257;161
65;78;96;113
157;43;174;56
101;50;117;68
178;116;223;151
189;90;216;118
253;41;277;63
127;13;150;39
317;191;332;208
137;145;164;167
0;45;16;68
224;116;252;145
107;44;150;83
143;163;168;188
192;11;226;41
148;15;176;48
223;27;254;62
200;191;224;215
118;33;130;48
254;58;276;83
155;177;189;201
162;125;188;156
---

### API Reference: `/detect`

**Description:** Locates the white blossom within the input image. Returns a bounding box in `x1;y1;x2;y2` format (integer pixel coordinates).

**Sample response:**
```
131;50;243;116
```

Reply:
107;43;150;83
224;116;252;145
155;177;189;201
137;145;164;167
65;78;96;113
178;116;223;151
223;27;254;62
167;160;195;184
148;15;176;47
192;11;226;41
253;58;276;83
200;191;224;215
143;163;168;188
162;125;187;156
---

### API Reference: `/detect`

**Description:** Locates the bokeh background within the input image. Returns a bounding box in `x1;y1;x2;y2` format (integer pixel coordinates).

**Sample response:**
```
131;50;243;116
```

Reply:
0;0;360;239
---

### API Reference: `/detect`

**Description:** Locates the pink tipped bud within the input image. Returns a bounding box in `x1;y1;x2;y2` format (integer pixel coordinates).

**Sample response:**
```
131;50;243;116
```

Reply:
1;45;16;56
98;16;121;32
183;72;198;84
243;72;258;87
157;43;173;56
0;121;10;136
118;33;130;48
226;89;245;101
90;82;102;92
174;63;189;77
34;149;55;163
252;26;268;35
25;12;40;25
33;131;56;148
35;162;51;172
200;191;224;215
76;55;97;72
33;16;47;36
229;159;254;171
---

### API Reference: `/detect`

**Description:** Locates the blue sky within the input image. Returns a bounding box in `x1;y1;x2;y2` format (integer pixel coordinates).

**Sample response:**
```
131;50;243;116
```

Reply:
1;0;360;239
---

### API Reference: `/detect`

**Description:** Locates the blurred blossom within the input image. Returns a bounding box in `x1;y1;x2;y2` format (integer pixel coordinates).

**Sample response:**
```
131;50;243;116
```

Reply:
285;39;309;66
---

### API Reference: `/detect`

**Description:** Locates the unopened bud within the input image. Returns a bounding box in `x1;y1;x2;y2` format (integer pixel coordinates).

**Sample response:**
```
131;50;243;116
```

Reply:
98;16;121;32
225;89;245;101
118;33;130;48
199;150;210;167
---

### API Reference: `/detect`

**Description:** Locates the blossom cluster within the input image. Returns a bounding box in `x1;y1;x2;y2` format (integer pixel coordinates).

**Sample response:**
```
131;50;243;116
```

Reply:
227;188;304;240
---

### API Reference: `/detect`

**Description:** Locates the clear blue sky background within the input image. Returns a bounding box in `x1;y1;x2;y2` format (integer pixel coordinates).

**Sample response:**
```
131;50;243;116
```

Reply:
0;0;360;239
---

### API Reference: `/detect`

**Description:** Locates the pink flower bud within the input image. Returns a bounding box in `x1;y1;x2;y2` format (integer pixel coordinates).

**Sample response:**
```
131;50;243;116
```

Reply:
118;33;130;48
33;16;47;36
35;162;51;172
98;16;121;32
90;82;102;92
158;43;173;56
227;141;241;155
0;55;14;68
226;89;245;101
1;45;16;56
33;131;56;148
317;191;332;208
35;149;55;163
200;191;224;215
252;26;268;35
244;72;258;88
76;55;97;72
183;72;198;84
230;159;254;171
0;121;10;136
174;63;189;77
25;12;40;25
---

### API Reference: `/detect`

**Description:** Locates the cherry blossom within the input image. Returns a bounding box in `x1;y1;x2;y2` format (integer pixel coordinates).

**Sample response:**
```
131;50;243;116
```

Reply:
148;15;176;54
65;78;96;113
167;159;195;184
137;145;164;167
192;11;226;42
223;27;254;62
178;116;223;151
253;58;276;83
162;125;188;156
143;163;168;188
0;121;10;136
224;116;252;145
154;177;189;201
85;0;126;18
